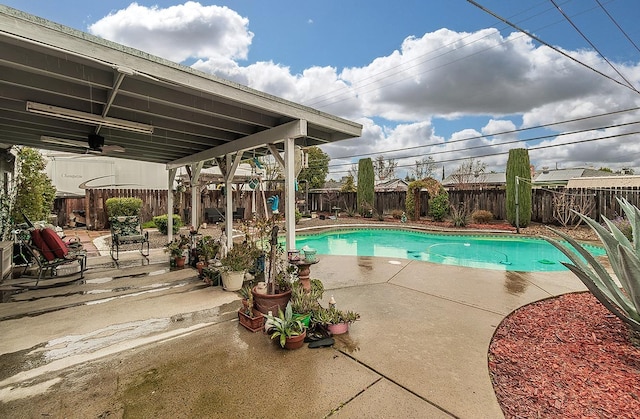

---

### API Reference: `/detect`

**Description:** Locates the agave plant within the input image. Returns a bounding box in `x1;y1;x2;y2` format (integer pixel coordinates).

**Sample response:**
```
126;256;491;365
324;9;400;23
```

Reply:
265;302;305;348
544;197;640;332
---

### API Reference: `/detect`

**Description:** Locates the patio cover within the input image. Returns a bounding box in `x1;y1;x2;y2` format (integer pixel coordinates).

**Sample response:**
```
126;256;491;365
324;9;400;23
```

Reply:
0;6;362;250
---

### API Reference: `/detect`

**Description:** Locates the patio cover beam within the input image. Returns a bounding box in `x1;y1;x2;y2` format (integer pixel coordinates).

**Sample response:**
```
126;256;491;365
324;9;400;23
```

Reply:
166;120;307;169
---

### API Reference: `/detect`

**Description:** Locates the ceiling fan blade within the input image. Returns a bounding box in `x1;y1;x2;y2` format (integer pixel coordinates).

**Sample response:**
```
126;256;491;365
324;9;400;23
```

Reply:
101;144;125;153
40;136;88;148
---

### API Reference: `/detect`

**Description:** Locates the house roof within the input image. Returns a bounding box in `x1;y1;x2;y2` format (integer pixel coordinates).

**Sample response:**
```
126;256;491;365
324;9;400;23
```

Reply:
0;6;361;169
533;168;612;184
566;175;640;188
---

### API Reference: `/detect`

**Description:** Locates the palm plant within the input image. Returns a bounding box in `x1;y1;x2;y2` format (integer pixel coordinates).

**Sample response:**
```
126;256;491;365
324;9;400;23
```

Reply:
544;197;640;332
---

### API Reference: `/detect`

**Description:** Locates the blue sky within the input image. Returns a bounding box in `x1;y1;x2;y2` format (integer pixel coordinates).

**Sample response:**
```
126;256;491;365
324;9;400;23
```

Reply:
4;1;640;179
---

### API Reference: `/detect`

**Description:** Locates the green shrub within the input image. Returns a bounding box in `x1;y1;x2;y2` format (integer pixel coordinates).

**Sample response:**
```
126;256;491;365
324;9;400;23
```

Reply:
471;210;494;224
429;193;449;222
357;158;375;215
106;197;142;217
506;148;532;228
153;214;183;234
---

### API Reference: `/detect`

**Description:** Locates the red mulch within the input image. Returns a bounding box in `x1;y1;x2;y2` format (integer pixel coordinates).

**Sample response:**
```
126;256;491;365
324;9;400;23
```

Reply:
489;292;640;418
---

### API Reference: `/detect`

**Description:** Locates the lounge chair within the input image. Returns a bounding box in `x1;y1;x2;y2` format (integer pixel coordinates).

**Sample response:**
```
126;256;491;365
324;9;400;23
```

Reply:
25;227;87;286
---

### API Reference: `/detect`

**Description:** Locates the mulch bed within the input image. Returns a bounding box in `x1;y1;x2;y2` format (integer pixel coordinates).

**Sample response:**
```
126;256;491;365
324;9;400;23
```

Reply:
489;292;640;418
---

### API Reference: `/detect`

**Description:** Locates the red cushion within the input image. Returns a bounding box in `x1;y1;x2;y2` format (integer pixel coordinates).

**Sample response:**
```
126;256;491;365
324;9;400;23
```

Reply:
31;229;56;261
40;228;69;259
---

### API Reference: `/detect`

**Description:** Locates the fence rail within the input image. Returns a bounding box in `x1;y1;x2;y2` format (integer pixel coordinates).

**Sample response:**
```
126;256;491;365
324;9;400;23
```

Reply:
55;186;640;230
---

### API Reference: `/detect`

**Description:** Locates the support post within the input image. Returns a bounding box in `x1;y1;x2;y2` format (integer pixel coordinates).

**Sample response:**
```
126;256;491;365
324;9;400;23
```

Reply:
515;176;520;234
284;137;296;252
167;168;177;242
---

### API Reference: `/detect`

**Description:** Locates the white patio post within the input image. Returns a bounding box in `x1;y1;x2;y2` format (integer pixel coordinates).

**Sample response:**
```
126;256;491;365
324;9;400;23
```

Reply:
223;152;244;250
190;161;204;229
167;167;177;242
284;137;296;252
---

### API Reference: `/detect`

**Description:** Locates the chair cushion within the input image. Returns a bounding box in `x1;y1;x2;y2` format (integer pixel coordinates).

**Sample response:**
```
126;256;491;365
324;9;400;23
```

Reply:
31;229;56;261
40;228;69;258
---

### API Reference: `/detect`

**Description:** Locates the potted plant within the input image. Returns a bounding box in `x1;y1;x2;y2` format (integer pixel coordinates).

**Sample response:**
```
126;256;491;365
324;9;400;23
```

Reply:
265;302;306;349
164;235;190;267
237;286;264;332
219;241;255;291
313;306;360;335
251;222;294;314
290;279;324;328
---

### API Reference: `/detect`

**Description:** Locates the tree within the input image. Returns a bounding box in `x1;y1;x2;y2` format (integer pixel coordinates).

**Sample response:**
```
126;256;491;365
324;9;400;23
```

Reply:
12;147;56;223
449;158;487;189
412;157;437;180
357;158;375;214
340;175;356;192
298;146;329;190
506;148;532;228
373;155;397;181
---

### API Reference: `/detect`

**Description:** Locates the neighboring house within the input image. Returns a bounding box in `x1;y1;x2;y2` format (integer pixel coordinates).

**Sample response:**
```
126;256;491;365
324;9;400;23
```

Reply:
532;168;613;186
44;152;168;197
567;175;640;189
375;178;409;192
442;172;506;190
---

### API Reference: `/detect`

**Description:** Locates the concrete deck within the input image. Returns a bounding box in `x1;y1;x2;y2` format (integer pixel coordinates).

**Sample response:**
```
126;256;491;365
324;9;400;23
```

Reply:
0;243;587;417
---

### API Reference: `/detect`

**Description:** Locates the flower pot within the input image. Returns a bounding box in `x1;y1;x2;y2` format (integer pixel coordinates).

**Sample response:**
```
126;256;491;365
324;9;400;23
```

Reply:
328;322;349;335
251;287;292;315
221;270;245;291
284;329;307;350
293;313;311;328
238;309;265;332
175;256;186;268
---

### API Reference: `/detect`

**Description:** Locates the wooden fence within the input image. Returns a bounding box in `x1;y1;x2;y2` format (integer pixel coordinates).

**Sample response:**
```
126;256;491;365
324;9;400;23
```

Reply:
55;186;640;230
308;187;640;224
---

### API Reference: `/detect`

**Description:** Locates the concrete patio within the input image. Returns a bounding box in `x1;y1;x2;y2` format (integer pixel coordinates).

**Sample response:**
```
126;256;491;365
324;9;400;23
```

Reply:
0;241;587;418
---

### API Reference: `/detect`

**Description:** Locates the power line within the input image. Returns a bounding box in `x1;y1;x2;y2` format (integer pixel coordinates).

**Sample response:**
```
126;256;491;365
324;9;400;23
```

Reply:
549;0;638;92
595;0;640;55
323;130;640;176
466;0;640;95
325;105;640;162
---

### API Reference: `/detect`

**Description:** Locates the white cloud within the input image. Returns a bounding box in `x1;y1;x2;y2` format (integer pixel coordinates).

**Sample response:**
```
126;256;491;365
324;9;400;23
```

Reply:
88;1;253;63
86;3;640;175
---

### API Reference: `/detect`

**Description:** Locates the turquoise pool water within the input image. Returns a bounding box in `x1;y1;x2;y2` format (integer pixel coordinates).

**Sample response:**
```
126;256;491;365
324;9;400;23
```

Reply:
294;228;606;272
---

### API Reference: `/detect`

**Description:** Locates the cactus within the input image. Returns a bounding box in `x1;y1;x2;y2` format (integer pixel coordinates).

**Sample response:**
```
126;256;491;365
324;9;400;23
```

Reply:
544;197;640;331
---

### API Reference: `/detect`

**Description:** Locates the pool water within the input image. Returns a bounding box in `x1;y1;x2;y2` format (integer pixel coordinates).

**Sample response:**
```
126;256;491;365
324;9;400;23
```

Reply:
294;228;606;272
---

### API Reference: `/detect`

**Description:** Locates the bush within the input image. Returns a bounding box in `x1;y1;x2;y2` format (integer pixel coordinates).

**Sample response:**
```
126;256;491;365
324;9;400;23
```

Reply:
153;214;183;234
429;193;449;222
106;197;142;217
391;209;404;219
450;204;469;227
471;210;494;224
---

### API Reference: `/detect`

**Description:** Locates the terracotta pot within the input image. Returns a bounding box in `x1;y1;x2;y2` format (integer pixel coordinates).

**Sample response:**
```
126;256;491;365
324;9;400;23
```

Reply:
284;330;306;350
251;287;292;315
175;256;186;268
328;322;349;335
238;309;265;332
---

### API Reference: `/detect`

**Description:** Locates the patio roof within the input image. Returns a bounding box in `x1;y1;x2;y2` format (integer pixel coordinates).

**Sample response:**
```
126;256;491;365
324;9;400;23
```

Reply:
0;5;362;169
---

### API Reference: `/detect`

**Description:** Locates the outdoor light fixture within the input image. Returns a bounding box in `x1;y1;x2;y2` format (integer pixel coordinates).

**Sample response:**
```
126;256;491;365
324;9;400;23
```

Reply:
26;101;154;134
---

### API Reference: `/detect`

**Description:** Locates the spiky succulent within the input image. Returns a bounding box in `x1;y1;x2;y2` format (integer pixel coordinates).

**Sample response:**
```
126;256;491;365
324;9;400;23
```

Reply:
544;197;640;331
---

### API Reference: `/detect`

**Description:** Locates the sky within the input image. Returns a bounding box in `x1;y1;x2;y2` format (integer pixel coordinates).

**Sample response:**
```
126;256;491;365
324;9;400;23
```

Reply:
4;0;640;180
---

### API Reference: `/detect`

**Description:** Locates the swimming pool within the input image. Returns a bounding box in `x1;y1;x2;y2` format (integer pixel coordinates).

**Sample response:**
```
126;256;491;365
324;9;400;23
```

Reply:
293;228;606;272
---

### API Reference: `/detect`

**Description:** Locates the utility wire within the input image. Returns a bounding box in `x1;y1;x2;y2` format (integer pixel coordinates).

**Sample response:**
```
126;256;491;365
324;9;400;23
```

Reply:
549;0;638;92
324;130;640;175
325;105;640;162
466;0;640;95
595;0;640;54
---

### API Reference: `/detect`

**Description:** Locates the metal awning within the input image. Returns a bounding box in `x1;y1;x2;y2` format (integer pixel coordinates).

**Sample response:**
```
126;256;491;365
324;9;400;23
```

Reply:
0;5;362;167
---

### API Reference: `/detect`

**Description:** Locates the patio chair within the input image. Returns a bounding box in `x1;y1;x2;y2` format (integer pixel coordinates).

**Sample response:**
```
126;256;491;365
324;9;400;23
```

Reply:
109;216;150;260
25;227;87;286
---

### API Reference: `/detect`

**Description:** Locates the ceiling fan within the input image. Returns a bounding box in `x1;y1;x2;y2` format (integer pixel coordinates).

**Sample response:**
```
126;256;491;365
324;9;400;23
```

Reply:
40;135;125;155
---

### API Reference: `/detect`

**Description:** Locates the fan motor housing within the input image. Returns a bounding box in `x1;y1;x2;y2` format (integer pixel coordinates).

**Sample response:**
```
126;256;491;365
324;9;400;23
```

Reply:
88;134;104;150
